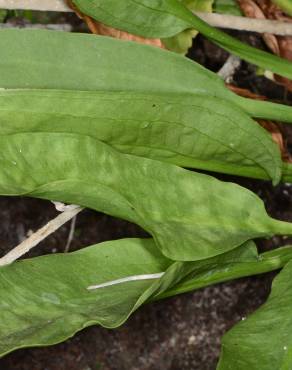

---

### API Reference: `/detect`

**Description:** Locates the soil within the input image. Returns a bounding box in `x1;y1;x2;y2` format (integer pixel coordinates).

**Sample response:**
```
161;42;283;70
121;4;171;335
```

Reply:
0;16;292;370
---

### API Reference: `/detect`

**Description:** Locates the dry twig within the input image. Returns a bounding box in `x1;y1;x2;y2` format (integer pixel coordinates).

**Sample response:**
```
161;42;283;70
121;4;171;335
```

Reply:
0;205;83;266
1;1;292;35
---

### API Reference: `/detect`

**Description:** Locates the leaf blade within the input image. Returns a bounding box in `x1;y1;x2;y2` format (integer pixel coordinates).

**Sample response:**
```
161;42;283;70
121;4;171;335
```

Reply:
72;0;292;79
1;29;292;123
2;239;292;357
0;131;290;261
0;238;171;357
0;89;282;183
217;258;292;370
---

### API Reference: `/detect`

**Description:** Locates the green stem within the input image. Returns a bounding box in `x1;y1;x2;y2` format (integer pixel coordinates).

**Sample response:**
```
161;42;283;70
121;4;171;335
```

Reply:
234;96;292;124
181;159;292;184
156;246;292;301
182;11;292;80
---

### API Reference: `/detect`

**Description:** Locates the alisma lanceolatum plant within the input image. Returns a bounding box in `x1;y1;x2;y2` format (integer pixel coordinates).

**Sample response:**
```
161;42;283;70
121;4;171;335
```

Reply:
1;1;292;368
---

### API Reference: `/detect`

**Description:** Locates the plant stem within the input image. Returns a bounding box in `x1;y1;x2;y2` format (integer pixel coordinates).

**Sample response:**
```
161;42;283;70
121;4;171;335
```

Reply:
184;11;292;79
234;96;292;124
156;246;292;301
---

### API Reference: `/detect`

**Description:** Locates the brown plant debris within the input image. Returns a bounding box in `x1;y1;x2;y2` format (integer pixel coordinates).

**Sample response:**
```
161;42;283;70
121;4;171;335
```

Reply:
238;0;292;91
66;0;164;48
228;84;292;161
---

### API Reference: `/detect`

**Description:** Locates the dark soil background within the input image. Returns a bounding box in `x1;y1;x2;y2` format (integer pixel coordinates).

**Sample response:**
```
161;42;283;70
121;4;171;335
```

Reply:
0;11;292;370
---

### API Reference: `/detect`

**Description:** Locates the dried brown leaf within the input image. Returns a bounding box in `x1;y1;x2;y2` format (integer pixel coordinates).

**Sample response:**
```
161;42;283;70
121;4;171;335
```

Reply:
228;84;291;162
238;0;266;19
258;120;292;162
238;0;280;54
88;22;165;48
66;0;164;48
252;0;292;91
226;84;267;100
274;36;292;90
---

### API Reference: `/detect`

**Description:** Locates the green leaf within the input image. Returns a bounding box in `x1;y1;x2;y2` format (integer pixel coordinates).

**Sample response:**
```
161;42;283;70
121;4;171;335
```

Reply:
214;0;242;16
162;0;214;54
71;0;292;79
0;89;282;183
162;245;292;299
1;29;292;124
0;131;292;261
0;29;231;96
271;0;292;16
217;258;292;370
0;238;171;357
154;240;259;301
0;241;261;357
2;239;292;357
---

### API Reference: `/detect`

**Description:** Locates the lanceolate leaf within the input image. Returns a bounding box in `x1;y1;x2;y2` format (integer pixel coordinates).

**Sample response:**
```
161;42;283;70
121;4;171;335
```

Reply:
0;29;232;97
0;238;171;357
0;89;282;183
0;241;260;357
71;0;292;79
217;258;292;370
0;131;292;261
1;29;292;124
1;239;292;357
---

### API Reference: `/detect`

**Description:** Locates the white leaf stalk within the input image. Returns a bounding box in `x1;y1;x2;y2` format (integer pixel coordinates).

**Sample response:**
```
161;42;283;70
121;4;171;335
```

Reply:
87;272;165;290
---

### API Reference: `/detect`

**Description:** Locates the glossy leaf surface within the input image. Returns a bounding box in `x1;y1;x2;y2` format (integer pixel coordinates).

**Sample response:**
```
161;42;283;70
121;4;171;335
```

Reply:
0;240;257;357
2;238;292;357
0;89;282;183
0;131;292;261
0;238;171;357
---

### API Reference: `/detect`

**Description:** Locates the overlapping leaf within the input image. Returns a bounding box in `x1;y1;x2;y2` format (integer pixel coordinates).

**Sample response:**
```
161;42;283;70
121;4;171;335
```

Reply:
1;29;292;124
71;0;292;79
0;240;257;357
1;131;292;261
0;89;282;182
0;238;171;357
162;0;214;54
2;237;292;357
0;26;292;364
